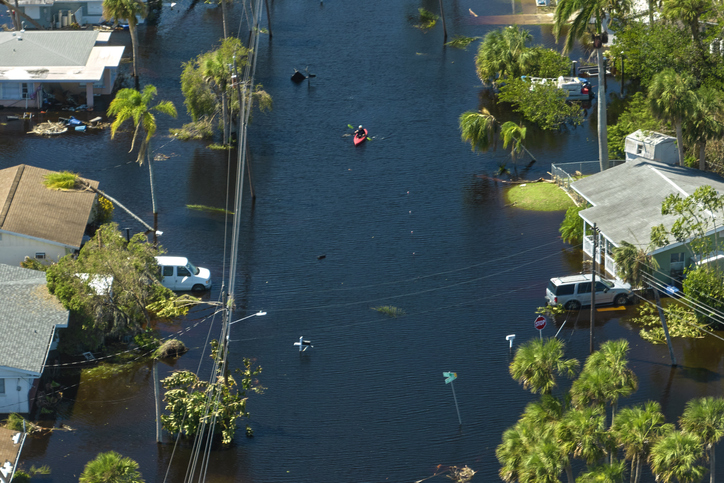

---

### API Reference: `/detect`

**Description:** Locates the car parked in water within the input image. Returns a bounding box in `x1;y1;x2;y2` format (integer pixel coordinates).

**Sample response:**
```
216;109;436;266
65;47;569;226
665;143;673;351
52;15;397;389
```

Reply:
545;274;632;310
155;256;212;292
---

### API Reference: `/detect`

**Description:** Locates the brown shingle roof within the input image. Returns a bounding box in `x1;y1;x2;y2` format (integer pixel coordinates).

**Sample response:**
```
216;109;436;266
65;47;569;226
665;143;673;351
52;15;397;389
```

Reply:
0;165;98;248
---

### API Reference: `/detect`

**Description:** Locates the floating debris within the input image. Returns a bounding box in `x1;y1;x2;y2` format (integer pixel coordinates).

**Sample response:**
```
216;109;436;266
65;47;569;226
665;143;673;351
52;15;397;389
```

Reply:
28;121;68;135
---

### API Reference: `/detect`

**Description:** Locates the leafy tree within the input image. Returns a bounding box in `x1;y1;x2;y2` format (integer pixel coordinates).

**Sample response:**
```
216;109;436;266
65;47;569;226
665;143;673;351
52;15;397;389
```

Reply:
498;77;585;130
681;266;724;326
649;430;706;483
609;21;697;88
607;92;663;160
161;343;262;444
650;185;724;263
525;46;573;79
102;0;146;86
679;397;724;483
560;205;585;245
648;68;698;166
509;338;579;395
79;451;144;483
557;406;609;465
612;401;671;483
45;223;191;351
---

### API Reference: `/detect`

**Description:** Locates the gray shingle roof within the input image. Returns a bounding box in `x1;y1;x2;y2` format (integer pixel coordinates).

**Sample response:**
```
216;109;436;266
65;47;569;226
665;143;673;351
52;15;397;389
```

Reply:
571;159;724;251
0;264;68;376
0;165;98;248
0;31;98;67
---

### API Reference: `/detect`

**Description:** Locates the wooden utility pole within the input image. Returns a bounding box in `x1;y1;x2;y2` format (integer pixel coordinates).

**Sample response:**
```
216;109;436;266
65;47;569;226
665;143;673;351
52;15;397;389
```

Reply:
153;360;162;442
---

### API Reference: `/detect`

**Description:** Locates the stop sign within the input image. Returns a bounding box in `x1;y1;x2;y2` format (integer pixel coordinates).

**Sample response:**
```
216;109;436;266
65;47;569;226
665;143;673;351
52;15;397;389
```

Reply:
534;315;547;330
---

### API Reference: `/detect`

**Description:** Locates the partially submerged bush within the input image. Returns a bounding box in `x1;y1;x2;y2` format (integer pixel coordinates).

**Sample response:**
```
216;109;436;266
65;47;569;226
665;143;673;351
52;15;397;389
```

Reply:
154;339;187;359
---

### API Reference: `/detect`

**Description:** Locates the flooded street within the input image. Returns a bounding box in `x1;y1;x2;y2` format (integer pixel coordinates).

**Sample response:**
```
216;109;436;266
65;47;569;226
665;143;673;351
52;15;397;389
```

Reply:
3;0;724;481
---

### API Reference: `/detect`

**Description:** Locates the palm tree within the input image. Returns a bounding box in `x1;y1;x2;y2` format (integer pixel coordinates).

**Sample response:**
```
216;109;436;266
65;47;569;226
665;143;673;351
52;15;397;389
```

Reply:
554;0;633;172
202;49;232;145
459;108;498;152
500;121;536;177
679;397;724;483
684;86;724;171
577;460;627;482
103;0;147;88
509;338;579;395
557;406;609;466
612;401;671;483
662;0;711;68
475;25;534;86
572;340;638;428
108;85;177;239
79;451;145;483
649;430;706;483
497;418;542;482
649;68;697;166
613;241;677;366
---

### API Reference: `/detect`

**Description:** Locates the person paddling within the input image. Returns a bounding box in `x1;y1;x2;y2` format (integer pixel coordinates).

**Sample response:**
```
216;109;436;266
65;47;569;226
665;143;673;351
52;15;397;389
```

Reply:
354;125;365;138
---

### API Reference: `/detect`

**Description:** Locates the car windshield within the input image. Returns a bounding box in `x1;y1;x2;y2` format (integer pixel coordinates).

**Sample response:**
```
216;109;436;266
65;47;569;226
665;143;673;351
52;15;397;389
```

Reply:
186;262;200;275
601;279;614;289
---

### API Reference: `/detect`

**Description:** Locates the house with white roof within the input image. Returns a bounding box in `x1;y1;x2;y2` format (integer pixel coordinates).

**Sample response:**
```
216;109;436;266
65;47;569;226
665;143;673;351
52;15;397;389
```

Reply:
0;263;68;414
0;164;100;267
570;159;724;285
0;29;124;109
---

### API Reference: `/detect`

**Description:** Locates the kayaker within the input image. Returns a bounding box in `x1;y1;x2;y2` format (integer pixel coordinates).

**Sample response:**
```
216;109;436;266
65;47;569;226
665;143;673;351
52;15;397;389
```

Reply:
355;125;365;138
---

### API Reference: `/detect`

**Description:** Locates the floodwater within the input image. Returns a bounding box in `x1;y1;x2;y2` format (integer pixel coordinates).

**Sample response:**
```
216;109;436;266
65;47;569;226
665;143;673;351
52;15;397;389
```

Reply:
3;0;724;482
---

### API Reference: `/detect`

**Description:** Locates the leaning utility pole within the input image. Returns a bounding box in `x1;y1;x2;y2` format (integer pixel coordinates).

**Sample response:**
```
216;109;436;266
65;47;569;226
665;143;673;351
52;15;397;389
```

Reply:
590;224;598;354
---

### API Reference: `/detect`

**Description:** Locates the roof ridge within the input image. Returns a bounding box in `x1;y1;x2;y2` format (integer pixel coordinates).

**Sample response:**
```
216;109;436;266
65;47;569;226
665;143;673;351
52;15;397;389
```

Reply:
0;164;25;228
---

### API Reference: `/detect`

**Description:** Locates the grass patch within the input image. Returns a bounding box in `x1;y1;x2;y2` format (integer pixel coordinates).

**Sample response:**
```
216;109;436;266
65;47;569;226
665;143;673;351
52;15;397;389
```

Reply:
187;204;234;215
413;8;438;30
506;182;575;211
83;362;134;379
208;143;231;150
372;305;405;317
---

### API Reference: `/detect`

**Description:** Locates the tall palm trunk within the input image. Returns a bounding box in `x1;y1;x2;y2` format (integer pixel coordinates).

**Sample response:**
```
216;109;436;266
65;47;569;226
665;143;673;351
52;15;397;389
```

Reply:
221;0;228;39
675;119;685;166
222;91;228;145
710;443;715;483
699;142;706;170
129;22;140;89
597;47;609;171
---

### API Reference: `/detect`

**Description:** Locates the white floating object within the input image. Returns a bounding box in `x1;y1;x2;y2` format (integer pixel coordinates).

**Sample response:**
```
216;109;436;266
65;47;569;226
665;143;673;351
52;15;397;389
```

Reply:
294;336;313;352
506;334;516;349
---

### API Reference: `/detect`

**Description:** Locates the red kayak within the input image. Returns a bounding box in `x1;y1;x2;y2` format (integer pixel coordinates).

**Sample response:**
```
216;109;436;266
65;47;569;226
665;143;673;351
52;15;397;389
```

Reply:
353;129;368;146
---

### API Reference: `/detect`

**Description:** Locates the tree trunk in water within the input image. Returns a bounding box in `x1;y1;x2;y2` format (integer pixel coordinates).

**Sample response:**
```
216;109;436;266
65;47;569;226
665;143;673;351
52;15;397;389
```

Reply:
147;150;158;244
710;443;715;483
222;91;228;145
653;287;677;366
675;120;685;166
438;0;447;43
129;22;140;86
565;460;574;483
597;47;609;171
221;0;228;39
264;0;272;38
699;141;706;170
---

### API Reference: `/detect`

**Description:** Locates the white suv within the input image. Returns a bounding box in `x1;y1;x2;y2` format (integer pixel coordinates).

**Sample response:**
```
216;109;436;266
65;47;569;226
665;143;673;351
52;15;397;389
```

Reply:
545;274;632;310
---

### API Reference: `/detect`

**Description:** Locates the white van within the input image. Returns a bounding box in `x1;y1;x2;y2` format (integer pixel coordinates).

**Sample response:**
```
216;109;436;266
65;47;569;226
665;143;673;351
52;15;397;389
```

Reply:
155;256;212;292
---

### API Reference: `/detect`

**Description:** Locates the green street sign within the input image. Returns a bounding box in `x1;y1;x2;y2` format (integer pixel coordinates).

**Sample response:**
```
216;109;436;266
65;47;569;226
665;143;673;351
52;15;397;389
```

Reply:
443;371;457;384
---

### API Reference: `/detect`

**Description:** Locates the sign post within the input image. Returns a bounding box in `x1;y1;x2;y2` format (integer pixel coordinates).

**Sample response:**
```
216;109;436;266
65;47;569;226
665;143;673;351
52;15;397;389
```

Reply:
443;372;462;425
534;315;547;339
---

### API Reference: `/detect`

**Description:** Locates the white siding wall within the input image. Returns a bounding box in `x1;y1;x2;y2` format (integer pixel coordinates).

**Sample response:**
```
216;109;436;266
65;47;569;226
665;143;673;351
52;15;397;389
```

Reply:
0;232;71;266
0;376;33;414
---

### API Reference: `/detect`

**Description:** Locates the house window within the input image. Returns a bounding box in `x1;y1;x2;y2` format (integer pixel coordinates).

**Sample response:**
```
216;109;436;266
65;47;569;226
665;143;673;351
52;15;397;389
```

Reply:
22;83;29;99
0;379;5;395
35;252;46;259
636;143;644;155
671;252;685;277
